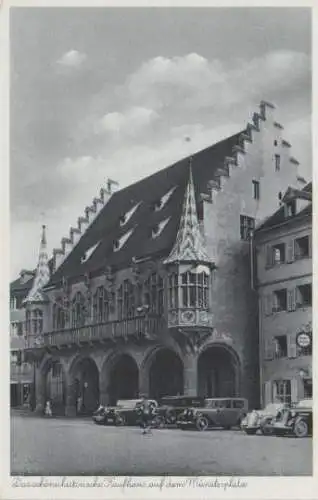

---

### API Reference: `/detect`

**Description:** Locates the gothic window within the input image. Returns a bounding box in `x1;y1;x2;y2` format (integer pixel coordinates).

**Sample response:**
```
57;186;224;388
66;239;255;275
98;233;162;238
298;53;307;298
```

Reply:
180;272;209;310
168;274;179;309
53;300;65;330
32;309;43;335
71;292;85;327
93;286;109;323
117;280;135;320
145;273;164;314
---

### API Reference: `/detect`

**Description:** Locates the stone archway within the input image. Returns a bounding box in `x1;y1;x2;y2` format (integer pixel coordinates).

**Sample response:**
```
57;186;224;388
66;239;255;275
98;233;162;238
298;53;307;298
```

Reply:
108;354;139;405
70;357;100;415
197;344;240;398
147;348;184;400
42;358;66;415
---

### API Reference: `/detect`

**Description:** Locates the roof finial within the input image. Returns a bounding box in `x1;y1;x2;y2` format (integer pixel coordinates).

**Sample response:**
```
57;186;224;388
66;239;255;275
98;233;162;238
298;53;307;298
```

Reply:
41;224;47;245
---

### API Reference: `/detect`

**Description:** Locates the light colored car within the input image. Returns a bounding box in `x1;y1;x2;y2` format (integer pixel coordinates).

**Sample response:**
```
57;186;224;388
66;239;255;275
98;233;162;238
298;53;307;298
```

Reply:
269;399;312;438
241;402;288;435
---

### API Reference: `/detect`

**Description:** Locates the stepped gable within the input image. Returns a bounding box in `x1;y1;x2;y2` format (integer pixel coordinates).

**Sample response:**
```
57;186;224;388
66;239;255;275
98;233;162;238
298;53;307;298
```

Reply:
256;183;312;232
46;130;242;286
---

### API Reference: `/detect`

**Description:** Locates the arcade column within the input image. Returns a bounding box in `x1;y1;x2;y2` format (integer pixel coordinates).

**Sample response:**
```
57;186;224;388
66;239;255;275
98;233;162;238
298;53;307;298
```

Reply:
183;353;198;396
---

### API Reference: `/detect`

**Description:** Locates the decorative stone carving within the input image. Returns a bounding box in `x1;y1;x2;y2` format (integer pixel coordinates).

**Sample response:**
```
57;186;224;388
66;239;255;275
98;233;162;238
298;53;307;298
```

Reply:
175;328;212;355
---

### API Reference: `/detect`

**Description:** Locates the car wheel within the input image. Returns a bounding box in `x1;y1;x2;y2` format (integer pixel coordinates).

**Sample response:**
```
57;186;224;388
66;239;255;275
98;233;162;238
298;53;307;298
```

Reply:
293;418;309;438
116;415;126;426
261;426;273;436
196;416;209;432
153;416;165;429
244;428;257;435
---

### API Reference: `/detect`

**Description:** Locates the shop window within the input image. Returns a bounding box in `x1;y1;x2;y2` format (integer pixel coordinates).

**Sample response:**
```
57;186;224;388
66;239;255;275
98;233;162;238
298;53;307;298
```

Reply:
296;284;312;308
294;236;309;260
240;215;255;241
274;335;287;358
274;380;291;404
272;289;287;312
252;180;260;200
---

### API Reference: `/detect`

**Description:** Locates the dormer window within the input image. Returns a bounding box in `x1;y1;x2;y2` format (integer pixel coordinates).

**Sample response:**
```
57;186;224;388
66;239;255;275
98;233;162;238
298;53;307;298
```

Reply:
81;242;100;263
152;217;171;239
120;202;141;227
275;154;281;172
285;200;296;217
113;227;135;252
154;187;176;212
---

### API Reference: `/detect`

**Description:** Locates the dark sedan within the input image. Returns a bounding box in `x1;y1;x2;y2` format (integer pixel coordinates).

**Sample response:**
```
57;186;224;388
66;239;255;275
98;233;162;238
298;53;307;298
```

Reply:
92;399;162;427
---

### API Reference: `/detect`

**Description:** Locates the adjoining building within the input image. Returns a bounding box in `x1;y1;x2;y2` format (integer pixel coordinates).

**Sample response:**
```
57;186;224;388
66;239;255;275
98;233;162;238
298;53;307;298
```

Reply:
10;270;35;407
255;183;312;406
22;101;307;416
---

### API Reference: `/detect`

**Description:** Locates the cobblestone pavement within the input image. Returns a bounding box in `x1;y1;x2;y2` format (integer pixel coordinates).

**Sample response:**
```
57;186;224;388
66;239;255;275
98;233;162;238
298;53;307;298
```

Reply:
11;414;312;476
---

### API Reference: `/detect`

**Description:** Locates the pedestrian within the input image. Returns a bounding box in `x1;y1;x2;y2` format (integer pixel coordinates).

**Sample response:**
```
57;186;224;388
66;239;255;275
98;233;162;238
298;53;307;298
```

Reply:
140;395;154;435
45;400;52;417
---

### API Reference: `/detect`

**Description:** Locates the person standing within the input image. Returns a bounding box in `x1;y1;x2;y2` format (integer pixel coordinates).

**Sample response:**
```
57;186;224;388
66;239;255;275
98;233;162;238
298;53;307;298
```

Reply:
140;395;154;435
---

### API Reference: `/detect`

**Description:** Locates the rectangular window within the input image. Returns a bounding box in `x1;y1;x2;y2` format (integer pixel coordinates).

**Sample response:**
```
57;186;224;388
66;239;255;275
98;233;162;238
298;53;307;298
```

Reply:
294;236;309;260
274;380;291;404
252;180;260;200
272;243;285;265
275;154;281;171
240;215;255;241
304;379;313;398
274;335;287;358
296;284;312;308
272;289;287;312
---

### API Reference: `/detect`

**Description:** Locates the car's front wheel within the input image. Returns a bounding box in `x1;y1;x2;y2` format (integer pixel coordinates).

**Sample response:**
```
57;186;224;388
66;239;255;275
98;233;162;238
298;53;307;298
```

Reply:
293;418;309;438
196;416;209;431
115;415;126;426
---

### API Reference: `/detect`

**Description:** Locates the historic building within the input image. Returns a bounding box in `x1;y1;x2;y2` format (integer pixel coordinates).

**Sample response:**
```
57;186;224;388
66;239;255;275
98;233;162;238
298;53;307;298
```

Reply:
255;183;312;407
23;101;307;416
10;270;35;406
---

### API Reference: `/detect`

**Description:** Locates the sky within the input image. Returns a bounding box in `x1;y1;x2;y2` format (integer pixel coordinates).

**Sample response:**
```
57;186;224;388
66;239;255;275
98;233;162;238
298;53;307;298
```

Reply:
10;7;312;280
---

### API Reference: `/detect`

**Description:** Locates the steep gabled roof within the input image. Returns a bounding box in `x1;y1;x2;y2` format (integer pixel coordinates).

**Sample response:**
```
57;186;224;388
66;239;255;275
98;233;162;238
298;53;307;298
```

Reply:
46;131;243;287
256;182;312;232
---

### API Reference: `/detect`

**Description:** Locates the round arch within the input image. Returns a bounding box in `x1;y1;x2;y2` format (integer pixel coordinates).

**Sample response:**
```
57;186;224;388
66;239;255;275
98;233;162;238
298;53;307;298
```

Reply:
41;357;67;416
69;356;100;415
197;343;240;398
146;347;184;400
107;354;139;405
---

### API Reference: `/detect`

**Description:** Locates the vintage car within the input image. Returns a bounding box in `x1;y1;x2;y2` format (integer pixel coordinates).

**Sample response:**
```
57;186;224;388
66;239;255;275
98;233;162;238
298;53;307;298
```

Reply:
157;396;205;426
92;399;162;427
269;399;312;438
177;398;248;431
241;402;288;435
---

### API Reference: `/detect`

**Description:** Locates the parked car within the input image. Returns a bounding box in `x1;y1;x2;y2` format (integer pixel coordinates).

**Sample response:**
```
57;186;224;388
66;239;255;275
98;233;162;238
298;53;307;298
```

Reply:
157;396;205;426
241;402;288;435
92;399;163;427
269;399;312;438
177;398;248;431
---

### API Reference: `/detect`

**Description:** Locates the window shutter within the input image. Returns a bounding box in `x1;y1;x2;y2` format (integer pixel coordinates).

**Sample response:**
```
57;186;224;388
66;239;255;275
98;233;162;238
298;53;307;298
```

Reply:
264;294;273;316
308;234;312;258
264;337;274;360
287;333;297;359
287;289;296;312
291;378;298;404
264;381;272;406
265;245;272;267
286;239;295;263
272;381;277;402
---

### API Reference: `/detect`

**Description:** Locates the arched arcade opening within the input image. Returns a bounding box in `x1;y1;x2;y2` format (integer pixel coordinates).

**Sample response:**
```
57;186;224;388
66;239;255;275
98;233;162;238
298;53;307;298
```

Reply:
148;348;184;400
108;354;139;405
197;345;239;398
71;357;100;415
43;358;66;415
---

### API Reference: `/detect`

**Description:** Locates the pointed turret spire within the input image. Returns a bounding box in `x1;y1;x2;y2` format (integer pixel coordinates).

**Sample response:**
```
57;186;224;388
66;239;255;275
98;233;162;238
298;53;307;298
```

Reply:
164;158;211;264
24;225;50;303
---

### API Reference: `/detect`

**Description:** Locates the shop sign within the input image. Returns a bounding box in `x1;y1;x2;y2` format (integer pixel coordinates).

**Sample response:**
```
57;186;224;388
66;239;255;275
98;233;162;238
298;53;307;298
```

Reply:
296;332;311;348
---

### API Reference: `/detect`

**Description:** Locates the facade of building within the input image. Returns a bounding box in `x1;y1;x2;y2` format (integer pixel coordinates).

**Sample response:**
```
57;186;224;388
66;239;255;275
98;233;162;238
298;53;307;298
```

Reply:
255;184;312;407
10;270;35;406
23;101;307;416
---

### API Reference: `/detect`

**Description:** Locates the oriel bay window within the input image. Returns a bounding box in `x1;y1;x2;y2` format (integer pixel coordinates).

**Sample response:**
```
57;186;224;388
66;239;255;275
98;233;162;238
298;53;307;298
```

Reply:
32;309;43;334
93;286;109;323
168;271;210;310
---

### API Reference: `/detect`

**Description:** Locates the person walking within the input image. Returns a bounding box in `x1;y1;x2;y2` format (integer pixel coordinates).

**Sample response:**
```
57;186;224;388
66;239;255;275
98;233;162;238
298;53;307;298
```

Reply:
140;395;154;435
